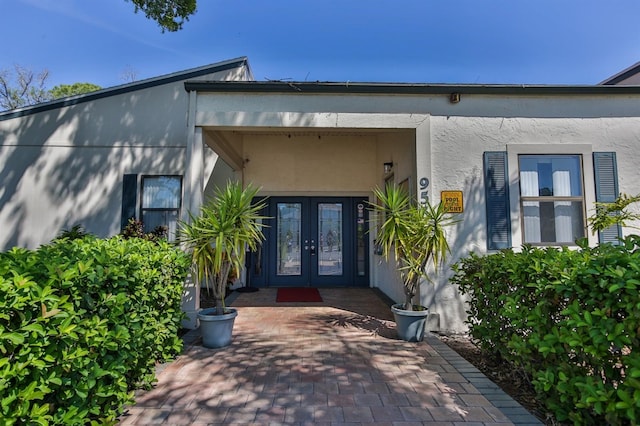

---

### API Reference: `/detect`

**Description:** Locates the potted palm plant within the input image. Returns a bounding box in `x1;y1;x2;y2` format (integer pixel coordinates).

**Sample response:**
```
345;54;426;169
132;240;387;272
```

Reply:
370;184;458;342
179;181;267;348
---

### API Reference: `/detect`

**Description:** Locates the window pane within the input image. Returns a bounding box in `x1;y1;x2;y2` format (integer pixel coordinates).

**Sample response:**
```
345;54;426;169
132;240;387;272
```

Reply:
522;201;584;244
142;210;178;240
519;155;582;196
142;176;181;208
140;176;182;242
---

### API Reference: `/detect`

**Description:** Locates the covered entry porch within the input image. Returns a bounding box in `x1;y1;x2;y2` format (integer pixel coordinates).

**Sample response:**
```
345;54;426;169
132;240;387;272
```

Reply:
180;98;433;326
195;126;417;290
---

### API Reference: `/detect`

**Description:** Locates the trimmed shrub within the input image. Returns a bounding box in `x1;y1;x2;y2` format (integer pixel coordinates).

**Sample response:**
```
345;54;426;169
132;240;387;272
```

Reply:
452;236;640;424
0;236;190;424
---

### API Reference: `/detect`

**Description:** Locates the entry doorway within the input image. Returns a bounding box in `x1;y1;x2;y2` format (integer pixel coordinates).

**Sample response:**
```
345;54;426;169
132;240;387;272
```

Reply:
248;197;369;287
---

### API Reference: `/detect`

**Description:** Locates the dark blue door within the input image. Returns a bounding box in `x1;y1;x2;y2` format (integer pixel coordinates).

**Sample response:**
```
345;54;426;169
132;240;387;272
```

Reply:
249;197;368;287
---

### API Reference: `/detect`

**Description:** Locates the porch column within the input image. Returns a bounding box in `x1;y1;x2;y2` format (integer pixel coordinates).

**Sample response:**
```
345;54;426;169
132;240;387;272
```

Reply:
182;90;204;329
414;119;441;332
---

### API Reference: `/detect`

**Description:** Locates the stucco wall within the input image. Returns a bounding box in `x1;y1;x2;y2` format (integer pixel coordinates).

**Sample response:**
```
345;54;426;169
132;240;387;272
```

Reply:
425;114;640;332
242;133;377;194
430;114;640;246
0;66;248;250
0;144;185;249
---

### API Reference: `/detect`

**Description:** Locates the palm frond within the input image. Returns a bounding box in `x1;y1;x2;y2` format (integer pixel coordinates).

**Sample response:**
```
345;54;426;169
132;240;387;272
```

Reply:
369;183;459;309
177;181;268;314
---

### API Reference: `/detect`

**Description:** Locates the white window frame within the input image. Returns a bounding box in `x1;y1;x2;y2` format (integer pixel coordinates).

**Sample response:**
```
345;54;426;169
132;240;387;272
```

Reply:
507;144;597;248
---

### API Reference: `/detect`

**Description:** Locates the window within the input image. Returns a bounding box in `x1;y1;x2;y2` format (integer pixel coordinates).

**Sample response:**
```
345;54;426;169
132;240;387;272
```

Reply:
518;155;585;245
141;176;182;240
485;149;619;250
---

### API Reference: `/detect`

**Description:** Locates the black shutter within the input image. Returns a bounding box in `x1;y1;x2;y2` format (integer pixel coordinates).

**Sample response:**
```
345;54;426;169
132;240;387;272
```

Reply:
484;152;511;250
121;174;138;231
593;152;622;244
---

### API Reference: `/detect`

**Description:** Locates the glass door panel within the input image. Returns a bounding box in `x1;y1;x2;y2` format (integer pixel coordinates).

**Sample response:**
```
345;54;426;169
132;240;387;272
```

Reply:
263;197;368;287
276;203;301;276
318;203;343;276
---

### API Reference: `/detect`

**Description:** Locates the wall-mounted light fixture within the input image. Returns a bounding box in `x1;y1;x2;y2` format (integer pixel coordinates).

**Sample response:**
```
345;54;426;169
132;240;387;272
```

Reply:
383;161;393;174
449;93;461;104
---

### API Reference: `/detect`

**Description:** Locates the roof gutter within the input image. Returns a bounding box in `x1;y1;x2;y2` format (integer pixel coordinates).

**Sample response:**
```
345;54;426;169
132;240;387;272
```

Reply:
184;80;640;96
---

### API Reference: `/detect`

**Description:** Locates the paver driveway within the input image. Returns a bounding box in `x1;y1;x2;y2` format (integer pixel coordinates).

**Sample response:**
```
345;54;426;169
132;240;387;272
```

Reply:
119;288;541;425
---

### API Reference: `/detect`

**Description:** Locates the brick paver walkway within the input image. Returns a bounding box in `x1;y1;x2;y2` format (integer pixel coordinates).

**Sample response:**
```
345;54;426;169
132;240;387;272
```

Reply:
119;288;541;425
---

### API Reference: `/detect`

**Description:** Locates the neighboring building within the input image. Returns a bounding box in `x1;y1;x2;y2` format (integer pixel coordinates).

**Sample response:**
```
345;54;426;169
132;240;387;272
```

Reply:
2;57;640;332
601;61;640;85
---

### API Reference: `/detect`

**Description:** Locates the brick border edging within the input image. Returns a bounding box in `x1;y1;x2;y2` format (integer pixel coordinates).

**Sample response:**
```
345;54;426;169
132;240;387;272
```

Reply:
426;335;543;426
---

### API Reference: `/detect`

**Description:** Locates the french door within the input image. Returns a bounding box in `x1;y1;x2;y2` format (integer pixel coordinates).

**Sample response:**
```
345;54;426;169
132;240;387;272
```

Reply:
248;197;368;287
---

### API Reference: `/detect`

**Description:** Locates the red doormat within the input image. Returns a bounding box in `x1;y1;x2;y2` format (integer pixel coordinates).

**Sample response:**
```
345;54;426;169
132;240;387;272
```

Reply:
276;287;323;303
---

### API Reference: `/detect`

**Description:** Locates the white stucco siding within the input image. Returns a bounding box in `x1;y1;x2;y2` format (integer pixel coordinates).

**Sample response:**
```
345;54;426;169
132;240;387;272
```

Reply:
425;113;640;332
582;117;640;236
429;114;640;247
188;65;253;83
0;85;191;148
436;115;640;239
196;91;640;242
0;61;255;251
195;92;640;119
0;82;191;250
0;144;185;250
242;134;378;194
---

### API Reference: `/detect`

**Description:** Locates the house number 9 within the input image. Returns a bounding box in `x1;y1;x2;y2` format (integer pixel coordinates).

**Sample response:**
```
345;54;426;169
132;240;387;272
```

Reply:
419;177;429;203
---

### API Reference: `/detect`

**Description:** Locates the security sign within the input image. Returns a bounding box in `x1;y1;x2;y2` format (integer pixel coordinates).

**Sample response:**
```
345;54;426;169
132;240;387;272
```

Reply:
441;191;463;213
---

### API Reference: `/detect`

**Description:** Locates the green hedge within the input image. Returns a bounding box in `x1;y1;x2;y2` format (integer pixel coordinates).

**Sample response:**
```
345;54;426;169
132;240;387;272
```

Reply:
452;236;640;425
0;236;190;425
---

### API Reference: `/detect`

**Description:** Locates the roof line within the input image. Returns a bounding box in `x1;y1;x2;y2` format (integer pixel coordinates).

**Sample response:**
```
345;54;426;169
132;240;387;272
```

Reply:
600;61;640;85
183;80;640;95
0;57;249;121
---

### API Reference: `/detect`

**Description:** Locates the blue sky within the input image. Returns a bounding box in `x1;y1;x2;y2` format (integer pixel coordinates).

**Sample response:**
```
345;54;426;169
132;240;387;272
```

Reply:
2;0;640;90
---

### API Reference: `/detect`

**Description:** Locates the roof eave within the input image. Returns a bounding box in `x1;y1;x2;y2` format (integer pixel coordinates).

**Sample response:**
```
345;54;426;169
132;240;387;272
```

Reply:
0;57;249;121
184;80;640;95
600;61;640;85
